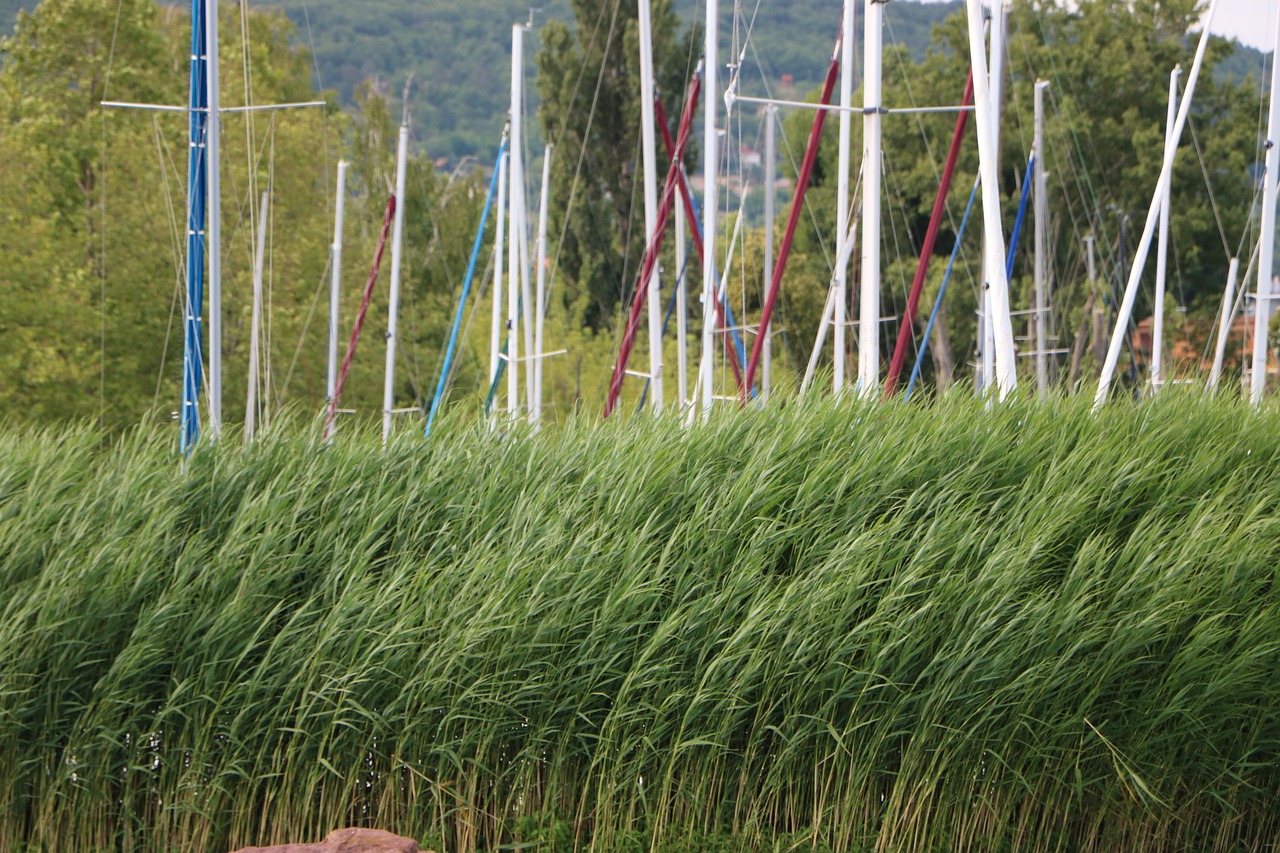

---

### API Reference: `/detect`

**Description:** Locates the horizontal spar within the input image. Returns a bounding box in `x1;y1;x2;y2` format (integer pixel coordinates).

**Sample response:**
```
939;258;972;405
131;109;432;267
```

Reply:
101;100;326;113
729;95;973;115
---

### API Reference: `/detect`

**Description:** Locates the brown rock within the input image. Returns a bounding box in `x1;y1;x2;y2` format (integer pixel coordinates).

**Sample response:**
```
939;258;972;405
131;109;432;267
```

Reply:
230;827;425;853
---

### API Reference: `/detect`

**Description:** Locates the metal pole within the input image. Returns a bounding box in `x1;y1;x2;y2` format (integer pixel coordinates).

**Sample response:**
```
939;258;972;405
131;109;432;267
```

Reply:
965;0;1017;398
762;104;776;400
1153;66;1181;393
382;122;409;446
1252;7;1280;405
676;176;689;409
1034;79;1050;397
206;0;222;437
638;0;664;411
859;0;883;398
1209;256;1240;390
181;0;208;455
327;161;347;406
699;0;718;418
489;147;508;402
533;143;552;427
1095;0;1219;408
246;190;268;441
835;0;855;394
508;25;524;419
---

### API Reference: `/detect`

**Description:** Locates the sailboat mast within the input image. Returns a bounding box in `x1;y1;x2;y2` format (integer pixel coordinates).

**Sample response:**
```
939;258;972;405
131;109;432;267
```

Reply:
965;0;1017;398
1095;0;1219;408
181;0;209;454
508;24;526;420
1153;66;1180;393
698;0;718;417
835;0;855;394
1209;256;1241;391
327;160;347;406
1252;7;1280;405
489;144;508;405
762;104;776;400
206;0;222;437
859;0;882;398
246;190;268;441
1033;79;1049;397
533;143;552;426
638;0;664;411
382;119;409;446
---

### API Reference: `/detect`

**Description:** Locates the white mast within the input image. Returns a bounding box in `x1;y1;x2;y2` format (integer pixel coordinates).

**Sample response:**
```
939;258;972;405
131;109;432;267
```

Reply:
762;104;776;400
489;147;509;404
835;0;855;394
206;0;222;437
533;143;552;426
1033;79;1049;397
675;179;689;409
1252;6;1280;405
638;0;664;411
1153;65;1181;393
1095;0;1219;408
698;0;718;418
1209;256;1241;391
980;1;1007;395
965;0;1017;398
508;24;526;420
859;0;882;397
326;160;347;407
381;119;409;446
245;190;268;441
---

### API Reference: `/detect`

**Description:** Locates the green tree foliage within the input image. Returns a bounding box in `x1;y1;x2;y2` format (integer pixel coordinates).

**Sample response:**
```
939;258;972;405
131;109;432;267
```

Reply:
535;0;691;333
0;0;492;432
773;0;1262;394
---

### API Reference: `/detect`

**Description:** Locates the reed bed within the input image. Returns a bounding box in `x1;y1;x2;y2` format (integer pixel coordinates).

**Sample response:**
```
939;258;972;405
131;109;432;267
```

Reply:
1;394;1279;852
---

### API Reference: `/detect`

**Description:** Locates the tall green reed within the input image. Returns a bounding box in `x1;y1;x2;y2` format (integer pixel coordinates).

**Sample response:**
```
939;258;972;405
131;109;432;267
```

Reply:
0;393;1278;851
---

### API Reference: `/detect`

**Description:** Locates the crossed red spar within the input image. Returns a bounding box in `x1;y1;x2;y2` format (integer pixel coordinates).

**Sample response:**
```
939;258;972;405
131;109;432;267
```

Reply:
324;195;396;440
605;71;740;417
742;34;842;401
651;97;746;397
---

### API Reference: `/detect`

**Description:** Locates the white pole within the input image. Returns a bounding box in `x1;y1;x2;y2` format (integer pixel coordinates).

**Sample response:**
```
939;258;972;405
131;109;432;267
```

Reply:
980;1;1007;396
1209;256;1240;391
1153;65;1181;393
835;0;855;394
763;104;776;400
533;143;552;427
638;0;664;411
246;190;268;441
206;0;222;437
965;0;1017;398
489;147;508;399
803;208;860;394
1252;7;1280;405
382;122;409;446
699;0;718;418
327;160;347;405
676;183;689;408
1095;0;1219;408
859;0;883;398
1034;79;1049;398
507;25;527;420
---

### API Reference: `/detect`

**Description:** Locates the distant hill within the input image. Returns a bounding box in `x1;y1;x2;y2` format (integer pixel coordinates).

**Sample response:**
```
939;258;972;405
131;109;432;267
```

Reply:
267;0;963;163
0;0;1266;165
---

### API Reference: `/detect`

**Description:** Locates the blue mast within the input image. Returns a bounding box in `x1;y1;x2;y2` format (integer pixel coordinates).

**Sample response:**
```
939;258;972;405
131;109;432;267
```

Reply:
181;0;209;454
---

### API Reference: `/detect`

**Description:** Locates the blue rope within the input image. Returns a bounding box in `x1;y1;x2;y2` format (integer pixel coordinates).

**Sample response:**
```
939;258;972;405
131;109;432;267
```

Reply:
1006;153;1035;280
905;176;980;402
426;141;506;436
905;151;1035;402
